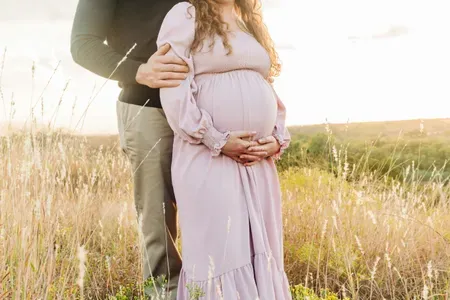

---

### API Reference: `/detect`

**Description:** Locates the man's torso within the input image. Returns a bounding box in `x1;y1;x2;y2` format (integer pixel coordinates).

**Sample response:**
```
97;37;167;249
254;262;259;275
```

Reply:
109;0;183;62
110;0;183;107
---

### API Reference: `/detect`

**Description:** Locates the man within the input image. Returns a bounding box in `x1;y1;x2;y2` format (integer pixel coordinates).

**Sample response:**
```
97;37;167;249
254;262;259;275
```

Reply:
70;0;281;297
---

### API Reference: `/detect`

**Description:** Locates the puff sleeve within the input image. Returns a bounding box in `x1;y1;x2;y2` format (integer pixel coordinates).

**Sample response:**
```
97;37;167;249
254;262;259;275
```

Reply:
157;3;230;156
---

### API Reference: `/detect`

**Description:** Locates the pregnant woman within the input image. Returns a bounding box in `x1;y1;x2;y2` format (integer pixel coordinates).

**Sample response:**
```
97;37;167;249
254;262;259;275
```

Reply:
157;1;291;299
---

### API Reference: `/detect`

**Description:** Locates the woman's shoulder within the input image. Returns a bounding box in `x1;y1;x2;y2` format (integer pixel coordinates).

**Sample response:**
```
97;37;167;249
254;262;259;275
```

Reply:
165;1;196;21
157;2;196;47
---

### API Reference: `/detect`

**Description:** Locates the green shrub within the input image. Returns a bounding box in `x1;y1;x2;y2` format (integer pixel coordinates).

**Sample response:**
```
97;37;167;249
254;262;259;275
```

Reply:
291;284;349;300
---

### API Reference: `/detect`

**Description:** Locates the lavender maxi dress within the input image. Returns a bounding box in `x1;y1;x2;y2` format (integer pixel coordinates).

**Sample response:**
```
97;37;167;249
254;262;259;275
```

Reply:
157;3;292;299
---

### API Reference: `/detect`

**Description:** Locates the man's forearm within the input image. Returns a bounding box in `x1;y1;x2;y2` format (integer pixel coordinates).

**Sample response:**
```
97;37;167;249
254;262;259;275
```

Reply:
71;35;141;84
70;0;141;84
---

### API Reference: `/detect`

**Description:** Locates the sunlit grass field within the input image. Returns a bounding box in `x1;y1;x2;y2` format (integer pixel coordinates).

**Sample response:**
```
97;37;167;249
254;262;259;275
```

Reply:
1;45;449;299
1;127;449;299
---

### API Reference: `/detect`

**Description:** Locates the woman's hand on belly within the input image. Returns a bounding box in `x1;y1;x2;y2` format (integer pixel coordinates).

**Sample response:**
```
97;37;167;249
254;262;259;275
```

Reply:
239;135;281;166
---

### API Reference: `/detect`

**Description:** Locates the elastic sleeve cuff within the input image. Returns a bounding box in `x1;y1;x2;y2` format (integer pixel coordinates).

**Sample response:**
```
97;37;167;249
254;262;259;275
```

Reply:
272;133;289;160
201;126;230;157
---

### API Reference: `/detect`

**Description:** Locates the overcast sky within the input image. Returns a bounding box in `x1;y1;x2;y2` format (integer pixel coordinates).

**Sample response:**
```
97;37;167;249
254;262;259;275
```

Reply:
0;0;77;20
0;0;285;21
1;0;449;134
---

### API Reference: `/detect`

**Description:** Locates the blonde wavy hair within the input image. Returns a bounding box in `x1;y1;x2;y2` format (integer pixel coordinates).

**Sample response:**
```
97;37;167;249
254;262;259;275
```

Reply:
189;0;281;78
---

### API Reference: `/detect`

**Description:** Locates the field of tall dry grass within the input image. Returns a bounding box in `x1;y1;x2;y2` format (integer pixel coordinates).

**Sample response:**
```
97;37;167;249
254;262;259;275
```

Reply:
1;128;449;299
1;46;449;299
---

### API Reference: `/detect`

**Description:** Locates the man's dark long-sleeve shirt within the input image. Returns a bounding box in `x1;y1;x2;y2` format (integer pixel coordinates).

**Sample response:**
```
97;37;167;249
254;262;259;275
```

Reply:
71;0;182;108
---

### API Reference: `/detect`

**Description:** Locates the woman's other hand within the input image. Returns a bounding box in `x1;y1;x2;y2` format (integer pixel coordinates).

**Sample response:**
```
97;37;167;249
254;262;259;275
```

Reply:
241;136;281;166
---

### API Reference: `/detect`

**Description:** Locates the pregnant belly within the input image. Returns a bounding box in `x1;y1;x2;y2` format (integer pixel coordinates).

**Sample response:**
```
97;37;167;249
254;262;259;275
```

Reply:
195;70;277;139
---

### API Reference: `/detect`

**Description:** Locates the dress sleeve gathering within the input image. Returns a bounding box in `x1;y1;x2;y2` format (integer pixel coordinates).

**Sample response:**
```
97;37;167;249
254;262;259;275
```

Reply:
271;87;291;160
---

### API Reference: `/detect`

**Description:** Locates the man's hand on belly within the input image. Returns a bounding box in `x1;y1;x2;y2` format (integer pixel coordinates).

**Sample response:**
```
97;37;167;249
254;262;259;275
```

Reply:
240;136;281;166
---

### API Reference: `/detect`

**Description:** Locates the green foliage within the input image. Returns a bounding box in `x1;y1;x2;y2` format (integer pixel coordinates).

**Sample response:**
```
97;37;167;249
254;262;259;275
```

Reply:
108;281;349;300
143;275;170;299
278;125;450;183
108;276;171;300
108;284;137;300
186;283;205;300
307;133;329;157
291;284;350;300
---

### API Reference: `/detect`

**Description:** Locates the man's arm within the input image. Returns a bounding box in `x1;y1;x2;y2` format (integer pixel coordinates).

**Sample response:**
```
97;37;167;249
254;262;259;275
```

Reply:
70;0;141;84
